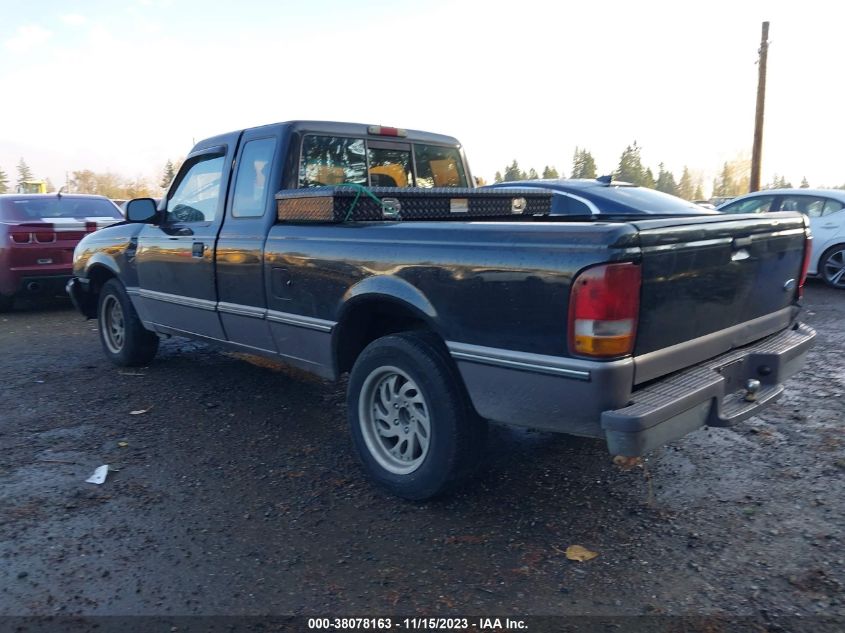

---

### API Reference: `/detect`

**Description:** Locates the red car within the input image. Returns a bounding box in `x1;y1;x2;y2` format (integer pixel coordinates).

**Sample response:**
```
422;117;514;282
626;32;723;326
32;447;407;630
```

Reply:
0;194;123;311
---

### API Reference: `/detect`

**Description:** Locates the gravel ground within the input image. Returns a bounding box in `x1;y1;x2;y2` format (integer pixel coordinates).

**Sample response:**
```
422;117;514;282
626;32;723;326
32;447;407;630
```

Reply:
0;281;843;620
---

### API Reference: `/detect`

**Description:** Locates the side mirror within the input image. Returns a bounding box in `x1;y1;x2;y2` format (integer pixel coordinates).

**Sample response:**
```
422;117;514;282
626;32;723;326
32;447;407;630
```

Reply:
126;198;159;223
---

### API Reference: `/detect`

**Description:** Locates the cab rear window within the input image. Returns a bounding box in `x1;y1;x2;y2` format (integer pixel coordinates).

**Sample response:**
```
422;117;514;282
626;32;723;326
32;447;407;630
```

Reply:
299;135;467;189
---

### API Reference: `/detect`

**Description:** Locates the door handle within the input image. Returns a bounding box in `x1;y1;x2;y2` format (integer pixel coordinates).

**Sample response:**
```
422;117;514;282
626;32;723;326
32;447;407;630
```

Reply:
192;242;205;257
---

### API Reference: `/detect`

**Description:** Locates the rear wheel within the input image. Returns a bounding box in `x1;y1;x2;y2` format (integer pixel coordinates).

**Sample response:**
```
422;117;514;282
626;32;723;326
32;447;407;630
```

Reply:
0;295;13;313
347;332;486;500
820;245;845;289
98;279;159;366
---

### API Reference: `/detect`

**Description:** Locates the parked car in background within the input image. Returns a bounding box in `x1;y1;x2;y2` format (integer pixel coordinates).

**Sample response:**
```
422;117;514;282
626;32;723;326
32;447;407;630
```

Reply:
0;194;123;311
483;177;716;217
718;189;845;289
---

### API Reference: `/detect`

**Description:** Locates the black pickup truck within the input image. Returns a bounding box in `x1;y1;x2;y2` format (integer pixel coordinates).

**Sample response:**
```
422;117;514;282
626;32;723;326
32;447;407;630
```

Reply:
68;120;815;499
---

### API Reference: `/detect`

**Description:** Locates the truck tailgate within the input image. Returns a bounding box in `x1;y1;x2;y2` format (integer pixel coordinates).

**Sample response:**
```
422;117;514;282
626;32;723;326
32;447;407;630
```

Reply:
630;212;808;384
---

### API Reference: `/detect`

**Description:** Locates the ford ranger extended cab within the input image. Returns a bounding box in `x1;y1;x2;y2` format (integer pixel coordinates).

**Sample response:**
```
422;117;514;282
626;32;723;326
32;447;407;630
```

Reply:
68;120;815;499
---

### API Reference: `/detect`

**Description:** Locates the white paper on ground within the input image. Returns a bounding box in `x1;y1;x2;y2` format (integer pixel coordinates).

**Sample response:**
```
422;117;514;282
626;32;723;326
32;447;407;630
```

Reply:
85;465;109;484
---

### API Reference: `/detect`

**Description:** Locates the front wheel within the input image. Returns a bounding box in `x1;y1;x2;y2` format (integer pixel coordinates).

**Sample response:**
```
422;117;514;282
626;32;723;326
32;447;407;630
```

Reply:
820;245;845;289
98;279;159;366
347;332;486;500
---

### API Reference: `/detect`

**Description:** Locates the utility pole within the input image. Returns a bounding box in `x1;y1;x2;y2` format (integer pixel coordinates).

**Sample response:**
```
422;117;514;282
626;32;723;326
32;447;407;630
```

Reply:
749;21;769;193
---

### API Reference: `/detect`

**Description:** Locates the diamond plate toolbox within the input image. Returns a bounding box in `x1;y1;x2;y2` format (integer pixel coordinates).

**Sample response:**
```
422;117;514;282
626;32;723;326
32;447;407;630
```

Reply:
275;186;552;223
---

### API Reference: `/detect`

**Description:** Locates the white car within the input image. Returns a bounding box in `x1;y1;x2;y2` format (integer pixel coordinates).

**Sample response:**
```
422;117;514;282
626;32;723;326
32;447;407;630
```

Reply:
718;188;845;289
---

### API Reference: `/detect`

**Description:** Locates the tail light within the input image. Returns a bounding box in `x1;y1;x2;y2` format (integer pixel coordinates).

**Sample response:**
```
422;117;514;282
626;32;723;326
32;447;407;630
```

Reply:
569;262;641;358
10;230;32;244
798;236;812;299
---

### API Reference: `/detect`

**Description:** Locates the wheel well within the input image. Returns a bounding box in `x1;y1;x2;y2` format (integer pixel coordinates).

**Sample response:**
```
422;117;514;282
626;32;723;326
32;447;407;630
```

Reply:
335;298;436;375
87;265;117;293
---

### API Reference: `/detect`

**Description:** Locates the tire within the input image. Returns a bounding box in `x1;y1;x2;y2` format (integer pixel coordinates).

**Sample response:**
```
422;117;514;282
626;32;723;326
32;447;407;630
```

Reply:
819;245;845;289
347;331;486;500
0;294;14;313
97;278;159;366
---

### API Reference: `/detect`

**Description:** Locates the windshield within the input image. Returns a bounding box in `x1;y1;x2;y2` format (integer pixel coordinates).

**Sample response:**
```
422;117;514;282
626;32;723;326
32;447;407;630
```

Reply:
0;197;123;221
299;135;468;188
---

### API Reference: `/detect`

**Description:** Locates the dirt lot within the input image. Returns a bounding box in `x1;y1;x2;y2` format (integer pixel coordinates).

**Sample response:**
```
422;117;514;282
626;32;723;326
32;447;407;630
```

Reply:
1;282;843;620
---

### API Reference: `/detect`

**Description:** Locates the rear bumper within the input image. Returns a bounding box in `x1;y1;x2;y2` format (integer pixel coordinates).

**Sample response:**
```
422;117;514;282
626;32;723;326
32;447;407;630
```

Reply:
602;323;816;455
449;322;815;455
3;273;73;298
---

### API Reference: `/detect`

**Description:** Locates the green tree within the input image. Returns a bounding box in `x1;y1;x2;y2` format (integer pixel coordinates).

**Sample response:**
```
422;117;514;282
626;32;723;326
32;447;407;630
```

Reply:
503;160;524;182
800;176;809;188
655;163;678;195
765;174;792;189
693;183;704;200
17;158;34;188
615;142;647;185
643;167;655;189
494;171;503;183
0;166;8;193
160;159;176;189
542;165;559;179
571;147;597;179
677;166;694;200
526;167;539;180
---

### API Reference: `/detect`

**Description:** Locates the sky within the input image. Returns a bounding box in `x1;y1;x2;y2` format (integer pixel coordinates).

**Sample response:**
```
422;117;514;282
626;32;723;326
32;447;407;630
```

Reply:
1;0;843;195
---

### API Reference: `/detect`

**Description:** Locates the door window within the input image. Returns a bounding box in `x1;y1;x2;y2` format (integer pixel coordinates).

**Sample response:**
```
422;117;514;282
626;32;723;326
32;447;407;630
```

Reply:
166;155;226;223
719;196;775;214
232;139;276;218
823;199;845;216
780;195;827;217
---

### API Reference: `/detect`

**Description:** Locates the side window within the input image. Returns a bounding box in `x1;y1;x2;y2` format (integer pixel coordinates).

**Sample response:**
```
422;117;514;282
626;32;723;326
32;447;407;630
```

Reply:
720;196;775;214
414;144;468;188
299;136;367;187
166;155;225;223
823;199;844;216
781;195;826;217
232;139;276;218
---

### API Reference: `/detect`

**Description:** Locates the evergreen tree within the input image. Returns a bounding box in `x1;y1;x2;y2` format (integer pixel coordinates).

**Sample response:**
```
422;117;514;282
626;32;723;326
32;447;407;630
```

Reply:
17;158;33;188
160;160;176;189
526;168;539;180
494;171;503;183
693;184;704;200
503;160;523;182
615;142;646;185
655;163;679;196
571;147;597;179
542;165;559;179
677;166;694;200
766;174;792;189
800;177;809;188
643;167;656;189
0;166;8;193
